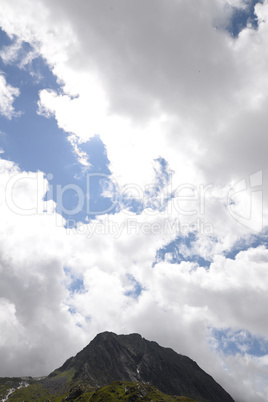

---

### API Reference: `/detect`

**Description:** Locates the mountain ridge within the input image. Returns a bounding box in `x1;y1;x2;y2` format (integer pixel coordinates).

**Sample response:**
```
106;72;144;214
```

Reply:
0;331;235;401
50;331;234;402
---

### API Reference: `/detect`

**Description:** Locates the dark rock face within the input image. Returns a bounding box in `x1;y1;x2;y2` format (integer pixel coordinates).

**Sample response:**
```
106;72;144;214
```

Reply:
53;331;235;402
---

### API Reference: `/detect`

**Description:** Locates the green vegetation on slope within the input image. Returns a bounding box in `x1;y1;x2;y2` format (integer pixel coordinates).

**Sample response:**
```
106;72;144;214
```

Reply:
0;378;25;400
79;381;199;401
0;377;38;401
6;378;198;401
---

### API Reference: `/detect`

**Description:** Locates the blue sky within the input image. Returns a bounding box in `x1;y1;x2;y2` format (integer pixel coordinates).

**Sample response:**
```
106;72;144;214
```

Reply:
226;0;262;36
0;0;262;223
0;1;262;223
0;1;268;401
212;327;268;358
0;28;115;224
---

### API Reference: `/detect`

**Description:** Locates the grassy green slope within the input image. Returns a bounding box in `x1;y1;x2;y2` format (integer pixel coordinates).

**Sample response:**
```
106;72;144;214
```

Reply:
82;381;198;401
8;369;75;401
6;374;198;401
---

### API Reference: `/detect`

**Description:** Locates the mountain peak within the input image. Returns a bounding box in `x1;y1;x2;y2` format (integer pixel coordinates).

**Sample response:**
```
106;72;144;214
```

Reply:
52;332;234;402
94;331;143;339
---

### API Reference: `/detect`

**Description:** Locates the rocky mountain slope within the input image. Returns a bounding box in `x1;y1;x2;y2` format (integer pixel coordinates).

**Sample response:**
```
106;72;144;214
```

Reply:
50;331;234;402
0;332;235;401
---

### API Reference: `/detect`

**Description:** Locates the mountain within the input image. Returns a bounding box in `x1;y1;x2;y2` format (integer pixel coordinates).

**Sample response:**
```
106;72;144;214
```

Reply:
0;331;235;401
50;331;234;402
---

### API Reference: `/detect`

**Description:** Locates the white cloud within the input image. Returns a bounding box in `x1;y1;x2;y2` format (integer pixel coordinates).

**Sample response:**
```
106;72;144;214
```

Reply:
2;0;265;231
0;74;20;119
0;159;89;376
68;241;268;401
0;1;268;401
0;156;268;399
0;38;22;64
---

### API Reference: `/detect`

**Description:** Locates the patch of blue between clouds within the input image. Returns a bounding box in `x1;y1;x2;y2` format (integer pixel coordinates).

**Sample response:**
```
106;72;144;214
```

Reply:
226;0;263;37
147;157;174;211
124;274;144;299
151;158;172;200
45;135;114;226
117;157;173;215
224;231;268;260
0;29;115;225
64;267;85;294
211;328;268;357
153;232;212;268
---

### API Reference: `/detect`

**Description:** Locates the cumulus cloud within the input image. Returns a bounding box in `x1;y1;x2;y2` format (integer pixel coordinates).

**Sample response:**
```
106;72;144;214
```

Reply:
0;38;22;64
0;155;268;399
0;159;88;375
0;1;268;401
66;236;268;401
2;0;266;227
0;74;20;119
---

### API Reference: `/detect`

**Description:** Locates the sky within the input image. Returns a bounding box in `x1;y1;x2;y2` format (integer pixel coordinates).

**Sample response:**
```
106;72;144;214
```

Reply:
0;0;268;401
